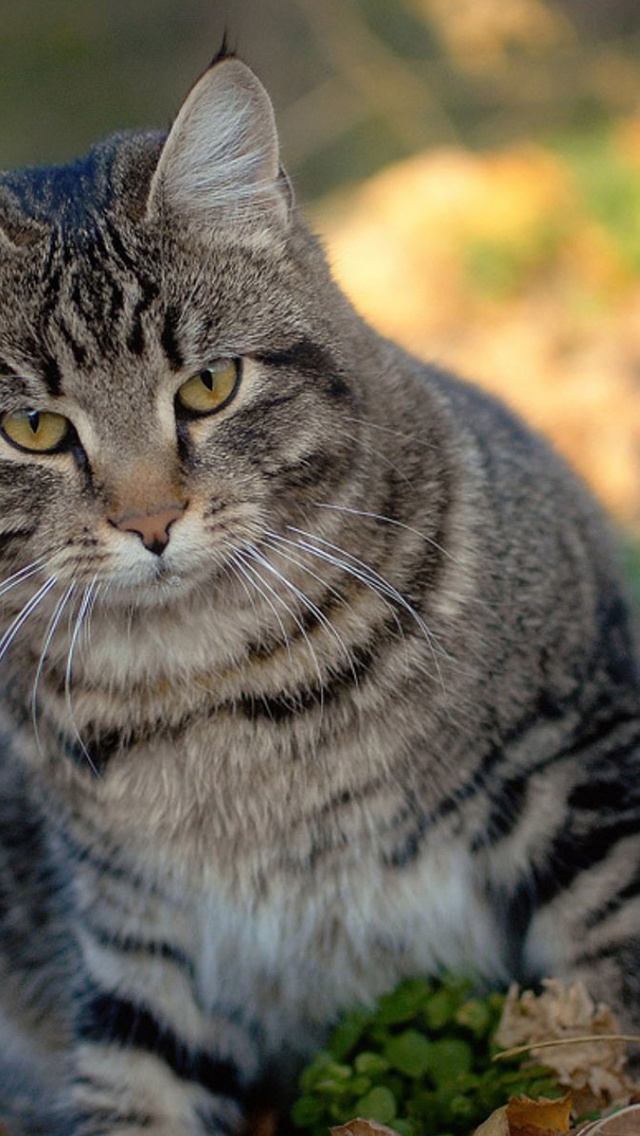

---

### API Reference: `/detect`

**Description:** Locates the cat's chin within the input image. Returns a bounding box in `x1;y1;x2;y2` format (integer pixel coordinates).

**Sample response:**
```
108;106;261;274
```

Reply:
103;562;207;609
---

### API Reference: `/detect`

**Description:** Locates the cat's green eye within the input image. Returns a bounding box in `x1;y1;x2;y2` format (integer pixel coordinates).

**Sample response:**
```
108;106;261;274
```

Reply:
176;359;240;416
1;409;71;453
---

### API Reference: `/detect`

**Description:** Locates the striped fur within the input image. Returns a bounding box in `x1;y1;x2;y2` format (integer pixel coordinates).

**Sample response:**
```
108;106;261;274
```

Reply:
0;55;638;1136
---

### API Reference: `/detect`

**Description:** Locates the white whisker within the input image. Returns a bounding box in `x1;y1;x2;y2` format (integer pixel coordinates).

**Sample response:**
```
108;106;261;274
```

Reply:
0;576;58;664
285;525;448;691
64;579;100;778
262;531;362;694
0;555;48;601
236;547;326;712
341;414;440;452
313;501;454;562
338;428;415;489
227;551;293;668
31;582;77;757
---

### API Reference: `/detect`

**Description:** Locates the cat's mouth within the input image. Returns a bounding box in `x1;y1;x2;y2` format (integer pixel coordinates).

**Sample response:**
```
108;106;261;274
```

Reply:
101;549;220;609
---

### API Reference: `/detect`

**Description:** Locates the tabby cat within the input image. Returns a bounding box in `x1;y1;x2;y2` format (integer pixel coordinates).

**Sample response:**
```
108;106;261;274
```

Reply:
0;51;638;1136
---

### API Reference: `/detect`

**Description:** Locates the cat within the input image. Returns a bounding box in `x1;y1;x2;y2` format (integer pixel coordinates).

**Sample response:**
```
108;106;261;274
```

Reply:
0;48;638;1136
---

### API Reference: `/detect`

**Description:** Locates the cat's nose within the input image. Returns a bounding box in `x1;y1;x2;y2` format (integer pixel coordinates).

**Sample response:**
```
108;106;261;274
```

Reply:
109;503;187;556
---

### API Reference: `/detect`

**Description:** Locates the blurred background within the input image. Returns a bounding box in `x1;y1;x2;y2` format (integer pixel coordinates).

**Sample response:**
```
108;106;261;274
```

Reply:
0;0;639;558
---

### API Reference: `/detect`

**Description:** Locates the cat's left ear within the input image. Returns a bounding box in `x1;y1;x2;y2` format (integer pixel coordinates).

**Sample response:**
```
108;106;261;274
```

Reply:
146;57;292;239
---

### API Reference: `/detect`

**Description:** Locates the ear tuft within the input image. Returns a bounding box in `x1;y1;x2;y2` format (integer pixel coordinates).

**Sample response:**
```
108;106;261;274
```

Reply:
146;58;291;239
209;31;237;68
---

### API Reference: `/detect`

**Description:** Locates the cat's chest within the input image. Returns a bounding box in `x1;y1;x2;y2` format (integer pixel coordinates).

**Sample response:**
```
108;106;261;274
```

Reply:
189;843;504;1061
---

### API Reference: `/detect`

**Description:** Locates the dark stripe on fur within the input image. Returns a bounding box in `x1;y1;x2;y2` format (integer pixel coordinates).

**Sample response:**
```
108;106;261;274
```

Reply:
161;305;184;370
55;823;148;890
493;809;640;977
58;729;122;777
103;217;139;274
86;924;196;985
39;351;63;396
255;339;349;399
57;318;88;367
535;813;640;907
127;281;160;356
386;698;570;868
73;1105;154;1130
584;861;640;930
0;527;37;553
263;449;339;490
235;639;377;722
78;991;247;1103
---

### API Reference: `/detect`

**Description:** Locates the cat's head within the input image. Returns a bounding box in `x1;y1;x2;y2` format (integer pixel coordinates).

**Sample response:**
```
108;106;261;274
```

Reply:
0;56;362;622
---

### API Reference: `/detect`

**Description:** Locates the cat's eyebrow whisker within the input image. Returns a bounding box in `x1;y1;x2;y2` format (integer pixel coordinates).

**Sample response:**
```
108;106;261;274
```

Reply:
31;581;77;759
0;576;58;665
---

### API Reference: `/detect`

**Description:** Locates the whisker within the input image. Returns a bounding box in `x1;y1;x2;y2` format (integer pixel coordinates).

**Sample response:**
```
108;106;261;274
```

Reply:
245;542;346;666
284;526;448;691
262;531;362;695
337;428;415;490
235;547;326;712
227;551;293;668
31;582;77;757
341;414;440;452
0;555;48;601
64;579;100;778
313;501;454;562
0;576;58;664
268;529;405;641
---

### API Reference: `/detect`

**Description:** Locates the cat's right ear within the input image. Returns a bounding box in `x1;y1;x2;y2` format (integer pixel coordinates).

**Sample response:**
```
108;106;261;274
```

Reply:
146;57;292;242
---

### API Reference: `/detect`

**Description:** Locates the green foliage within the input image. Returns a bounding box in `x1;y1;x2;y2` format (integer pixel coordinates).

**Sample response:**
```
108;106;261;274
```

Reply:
463;222;564;300
558;132;640;276
291;975;559;1136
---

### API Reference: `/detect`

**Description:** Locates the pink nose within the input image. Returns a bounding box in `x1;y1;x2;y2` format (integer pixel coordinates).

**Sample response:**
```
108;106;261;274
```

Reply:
110;504;186;555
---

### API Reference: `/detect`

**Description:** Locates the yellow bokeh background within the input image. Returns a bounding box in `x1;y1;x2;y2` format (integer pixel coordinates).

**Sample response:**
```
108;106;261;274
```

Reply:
317;120;640;527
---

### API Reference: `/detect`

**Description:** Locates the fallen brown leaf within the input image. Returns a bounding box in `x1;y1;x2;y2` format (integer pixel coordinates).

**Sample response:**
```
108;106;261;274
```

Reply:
575;1104;640;1134
495;981;640;1115
330;1120;401;1136
474;1094;573;1136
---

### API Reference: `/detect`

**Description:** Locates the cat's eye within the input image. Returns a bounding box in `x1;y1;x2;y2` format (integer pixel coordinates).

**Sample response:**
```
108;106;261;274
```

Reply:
176;359;240;416
1;409;71;453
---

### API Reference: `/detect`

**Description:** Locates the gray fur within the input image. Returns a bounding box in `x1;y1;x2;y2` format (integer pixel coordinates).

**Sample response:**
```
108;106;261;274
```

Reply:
0;56;638;1135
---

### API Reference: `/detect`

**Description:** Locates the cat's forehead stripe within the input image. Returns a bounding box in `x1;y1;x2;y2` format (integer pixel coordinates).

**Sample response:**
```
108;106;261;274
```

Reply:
0;359;61;400
39;351;63;396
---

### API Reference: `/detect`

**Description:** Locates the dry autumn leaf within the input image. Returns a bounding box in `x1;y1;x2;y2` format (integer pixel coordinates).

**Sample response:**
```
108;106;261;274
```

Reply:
474;1094;573;1136
330;1120;402;1136
495;982;640;1115
577;1104;640;1134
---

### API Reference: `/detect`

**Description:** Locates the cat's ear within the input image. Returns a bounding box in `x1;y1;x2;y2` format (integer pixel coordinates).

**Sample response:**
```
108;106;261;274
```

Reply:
146;57;292;239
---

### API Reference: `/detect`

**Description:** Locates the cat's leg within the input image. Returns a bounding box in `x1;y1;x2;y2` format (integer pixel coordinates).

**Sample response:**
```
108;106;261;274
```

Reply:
483;718;640;1027
62;860;263;1136
523;839;640;1028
